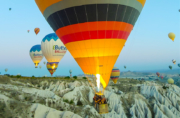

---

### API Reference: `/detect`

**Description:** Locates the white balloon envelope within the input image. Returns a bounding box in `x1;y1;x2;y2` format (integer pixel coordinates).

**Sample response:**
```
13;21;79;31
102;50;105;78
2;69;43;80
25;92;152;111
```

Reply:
29;45;44;68
41;33;67;75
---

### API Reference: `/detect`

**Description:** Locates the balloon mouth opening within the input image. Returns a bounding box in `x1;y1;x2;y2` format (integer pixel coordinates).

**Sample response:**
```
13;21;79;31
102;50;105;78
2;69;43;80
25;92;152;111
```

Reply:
35;67;38;68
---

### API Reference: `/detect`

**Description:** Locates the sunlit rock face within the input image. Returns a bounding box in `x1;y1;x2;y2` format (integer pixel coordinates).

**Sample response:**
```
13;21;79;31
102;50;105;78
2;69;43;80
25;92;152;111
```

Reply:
0;75;180;118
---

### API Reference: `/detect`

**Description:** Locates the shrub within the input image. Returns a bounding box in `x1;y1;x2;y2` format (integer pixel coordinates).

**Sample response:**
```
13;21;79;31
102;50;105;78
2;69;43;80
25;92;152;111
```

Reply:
65;76;70;79
69;100;74;104
73;76;77;79
77;100;83;106
83;77;87;79
17;75;21;78
63;99;69;103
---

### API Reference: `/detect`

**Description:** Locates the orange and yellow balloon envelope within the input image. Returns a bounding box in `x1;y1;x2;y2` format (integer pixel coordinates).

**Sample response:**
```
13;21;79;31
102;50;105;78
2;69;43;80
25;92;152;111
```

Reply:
46;62;58;76
110;67;120;84
34;28;40;35
35;0;146;89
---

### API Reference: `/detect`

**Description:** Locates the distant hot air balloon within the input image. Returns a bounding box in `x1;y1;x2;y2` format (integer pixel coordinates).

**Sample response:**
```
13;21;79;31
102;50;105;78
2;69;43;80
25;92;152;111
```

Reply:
172;59;176;64
34;28;40;35
9;8;11;11
178;63;180;67
124;66;126;69
35;0;146;114
160;75;163;79
41;33;67;76
43;61;46;65
168;32;175;42
169;65;172;70
69;70;72;77
110;67;120;84
5;68;8;72
39;66;42;69
156;72;160;77
29;45;44;68
27;30;30;33
167;78;174;84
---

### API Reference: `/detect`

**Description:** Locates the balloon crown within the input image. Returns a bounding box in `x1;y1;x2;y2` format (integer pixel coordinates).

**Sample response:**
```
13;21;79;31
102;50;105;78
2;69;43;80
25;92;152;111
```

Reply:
42;33;59;42
30;45;41;52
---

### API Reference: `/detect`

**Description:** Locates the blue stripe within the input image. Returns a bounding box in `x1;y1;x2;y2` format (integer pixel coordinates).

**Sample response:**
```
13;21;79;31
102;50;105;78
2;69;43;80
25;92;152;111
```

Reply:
111;76;119;78
30;45;41;52
42;33;59;42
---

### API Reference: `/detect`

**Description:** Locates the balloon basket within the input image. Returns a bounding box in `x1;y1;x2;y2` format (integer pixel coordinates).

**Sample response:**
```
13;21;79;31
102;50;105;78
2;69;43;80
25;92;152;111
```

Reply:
96;104;109;114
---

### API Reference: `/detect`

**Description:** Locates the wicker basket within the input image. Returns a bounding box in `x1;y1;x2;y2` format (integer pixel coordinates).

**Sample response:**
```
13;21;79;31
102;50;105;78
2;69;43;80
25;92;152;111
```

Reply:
97;104;109;114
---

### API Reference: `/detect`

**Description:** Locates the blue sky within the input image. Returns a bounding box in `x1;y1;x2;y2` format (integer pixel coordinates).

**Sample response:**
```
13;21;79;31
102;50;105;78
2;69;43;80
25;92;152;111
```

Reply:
0;0;180;76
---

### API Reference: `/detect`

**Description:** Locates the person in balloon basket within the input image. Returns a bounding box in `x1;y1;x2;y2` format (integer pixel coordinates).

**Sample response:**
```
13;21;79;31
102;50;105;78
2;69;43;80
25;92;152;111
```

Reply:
93;94;107;108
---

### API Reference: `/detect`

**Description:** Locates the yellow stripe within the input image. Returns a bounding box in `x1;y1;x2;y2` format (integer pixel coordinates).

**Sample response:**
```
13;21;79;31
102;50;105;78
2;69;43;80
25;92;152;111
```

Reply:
111;72;120;76
65;39;126;58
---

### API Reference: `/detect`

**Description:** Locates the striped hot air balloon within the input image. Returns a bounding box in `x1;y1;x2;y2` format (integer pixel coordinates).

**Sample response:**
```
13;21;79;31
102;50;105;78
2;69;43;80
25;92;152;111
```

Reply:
34;28;40;35
35;0;146;90
110;67;120;84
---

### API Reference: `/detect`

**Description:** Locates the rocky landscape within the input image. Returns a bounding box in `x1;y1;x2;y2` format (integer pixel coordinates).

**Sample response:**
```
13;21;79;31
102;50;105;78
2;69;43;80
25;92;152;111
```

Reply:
0;75;180;118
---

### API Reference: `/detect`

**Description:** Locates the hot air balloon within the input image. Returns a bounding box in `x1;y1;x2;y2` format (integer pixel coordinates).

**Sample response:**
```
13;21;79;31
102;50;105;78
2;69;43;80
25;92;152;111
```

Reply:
167;78;174;84
35;0;146;114
168;32;175;42
124;66;126;69
29;45;44;68
156;72;160;77
160;75;163;79
9;8;11;11
43;61;46;65
34;28;40;35
39;66;42;69
41;33;67;76
110;67;120;84
172;59;176;64
27;30;30;33
69;70;72;77
178;63;180;67
5;68;8;72
169;65;172;70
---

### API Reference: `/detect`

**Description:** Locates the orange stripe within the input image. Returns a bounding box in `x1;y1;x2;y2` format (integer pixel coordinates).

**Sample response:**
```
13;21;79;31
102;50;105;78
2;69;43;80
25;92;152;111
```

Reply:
56;21;133;38
137;0;146;6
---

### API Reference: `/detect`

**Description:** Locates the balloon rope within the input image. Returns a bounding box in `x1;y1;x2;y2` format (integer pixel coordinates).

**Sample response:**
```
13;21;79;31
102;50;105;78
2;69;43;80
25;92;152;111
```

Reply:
85;74;96;93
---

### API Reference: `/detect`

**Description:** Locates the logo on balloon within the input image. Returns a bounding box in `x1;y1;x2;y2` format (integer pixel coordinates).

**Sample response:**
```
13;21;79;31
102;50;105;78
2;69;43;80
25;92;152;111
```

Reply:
53;45;67;53
33;53;43;58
